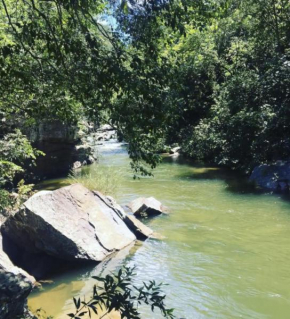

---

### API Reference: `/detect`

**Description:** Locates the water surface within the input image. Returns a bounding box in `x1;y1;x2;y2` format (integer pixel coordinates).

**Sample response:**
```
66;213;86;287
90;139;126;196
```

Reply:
28;141;290;319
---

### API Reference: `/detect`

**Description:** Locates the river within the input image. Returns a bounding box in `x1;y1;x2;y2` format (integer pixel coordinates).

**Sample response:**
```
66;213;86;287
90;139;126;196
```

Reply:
28;141;290;319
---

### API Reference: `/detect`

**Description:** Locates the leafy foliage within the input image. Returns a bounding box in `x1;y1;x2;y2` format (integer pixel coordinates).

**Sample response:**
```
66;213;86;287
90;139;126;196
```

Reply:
160;0;290;172
67;267;175;319
0;130;42;211
0;0;182;177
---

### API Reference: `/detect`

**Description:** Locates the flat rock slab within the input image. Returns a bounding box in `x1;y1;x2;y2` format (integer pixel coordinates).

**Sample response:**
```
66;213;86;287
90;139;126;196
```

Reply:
2;184;136;264
100;195;154;240
128;197;167;218
125;215;154;240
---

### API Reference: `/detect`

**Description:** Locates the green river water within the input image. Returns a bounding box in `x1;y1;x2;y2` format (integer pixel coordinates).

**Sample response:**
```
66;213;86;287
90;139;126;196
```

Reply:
28;141;290;319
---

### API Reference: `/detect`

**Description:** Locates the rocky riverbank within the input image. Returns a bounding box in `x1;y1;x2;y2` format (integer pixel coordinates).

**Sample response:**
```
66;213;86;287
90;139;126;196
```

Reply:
22;120;101;180
0;118;118;181
0;183;163;318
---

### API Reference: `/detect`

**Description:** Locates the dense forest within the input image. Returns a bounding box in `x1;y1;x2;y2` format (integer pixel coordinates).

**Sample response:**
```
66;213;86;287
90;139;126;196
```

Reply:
1;0;290;205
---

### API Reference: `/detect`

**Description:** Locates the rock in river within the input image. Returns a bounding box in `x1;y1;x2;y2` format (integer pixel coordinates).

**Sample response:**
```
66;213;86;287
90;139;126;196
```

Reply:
2;184;136;265
124;215;154;240
100;195;154;240
250;161;290;191
128;197;167;218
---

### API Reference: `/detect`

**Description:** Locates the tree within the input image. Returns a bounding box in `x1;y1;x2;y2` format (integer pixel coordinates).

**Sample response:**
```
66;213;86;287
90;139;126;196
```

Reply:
157;0;290;172
0;0;187;177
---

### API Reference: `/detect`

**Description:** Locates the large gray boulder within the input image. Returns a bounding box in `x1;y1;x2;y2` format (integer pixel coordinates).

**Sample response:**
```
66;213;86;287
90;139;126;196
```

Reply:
128;197;167;218
2;184;136;265
250;161;290;191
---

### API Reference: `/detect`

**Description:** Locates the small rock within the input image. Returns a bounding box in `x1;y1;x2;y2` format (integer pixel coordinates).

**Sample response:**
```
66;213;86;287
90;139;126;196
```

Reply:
87;155;95;165
169;146;181;155
128;197;167;218
99;124;114;132
75;144;92;152
38;279;53;285
124;215;153;240
102;195;153;240
95;124;117;141
9;192;19;200
72;161;82;170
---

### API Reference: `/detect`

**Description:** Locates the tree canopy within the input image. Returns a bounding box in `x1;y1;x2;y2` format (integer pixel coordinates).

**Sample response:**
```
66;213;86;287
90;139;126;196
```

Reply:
1;0;290;182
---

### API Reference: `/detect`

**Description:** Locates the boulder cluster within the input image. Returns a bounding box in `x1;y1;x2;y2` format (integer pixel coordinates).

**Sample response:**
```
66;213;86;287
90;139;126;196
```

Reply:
0;184;167;318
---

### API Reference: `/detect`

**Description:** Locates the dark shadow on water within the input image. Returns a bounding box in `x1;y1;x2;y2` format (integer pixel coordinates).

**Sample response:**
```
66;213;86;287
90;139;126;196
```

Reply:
167;156;290;202
29;241;141;298
162;154;204;167
34;153;290;202
34;177;71;191
2;232;98;280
